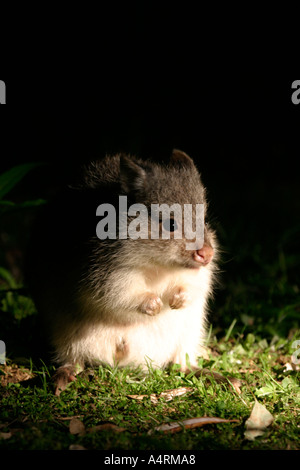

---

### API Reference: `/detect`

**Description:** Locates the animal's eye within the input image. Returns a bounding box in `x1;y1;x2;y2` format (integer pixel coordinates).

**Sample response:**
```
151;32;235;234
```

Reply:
162;218;178;232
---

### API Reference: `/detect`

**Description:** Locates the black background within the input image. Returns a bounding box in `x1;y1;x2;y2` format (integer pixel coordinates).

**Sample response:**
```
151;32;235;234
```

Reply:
1;76;299;181
0;5;299;188
0;74;299;224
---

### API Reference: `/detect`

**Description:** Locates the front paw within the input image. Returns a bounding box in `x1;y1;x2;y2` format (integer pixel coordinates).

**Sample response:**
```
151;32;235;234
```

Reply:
169;287;190;309
139;293;163;316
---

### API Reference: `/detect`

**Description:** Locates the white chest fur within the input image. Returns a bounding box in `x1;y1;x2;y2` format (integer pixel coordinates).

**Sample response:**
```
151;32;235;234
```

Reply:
57;265;213;369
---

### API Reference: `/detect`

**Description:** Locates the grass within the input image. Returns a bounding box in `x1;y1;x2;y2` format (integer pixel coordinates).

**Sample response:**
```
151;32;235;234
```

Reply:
0;253;299;450
0;335;299;450
0;164;299;451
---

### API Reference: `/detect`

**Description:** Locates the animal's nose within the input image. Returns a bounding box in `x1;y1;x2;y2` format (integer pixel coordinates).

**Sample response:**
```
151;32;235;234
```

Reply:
193;245;214;264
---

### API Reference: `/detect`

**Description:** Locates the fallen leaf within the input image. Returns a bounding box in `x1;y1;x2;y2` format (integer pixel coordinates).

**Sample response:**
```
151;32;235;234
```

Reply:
56;415;83;421
127;387;193;404
87;423;126;433
0;364;34;386
150;416;239;434
158;387;193;401
244;401;274;441
283;362;299;372
283;363;293;372
226;379;242;395
127;394;148;401
69;418;85;436
0;432;12;440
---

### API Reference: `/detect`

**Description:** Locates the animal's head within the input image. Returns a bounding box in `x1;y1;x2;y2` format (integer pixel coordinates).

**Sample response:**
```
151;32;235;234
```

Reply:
118;149;217;270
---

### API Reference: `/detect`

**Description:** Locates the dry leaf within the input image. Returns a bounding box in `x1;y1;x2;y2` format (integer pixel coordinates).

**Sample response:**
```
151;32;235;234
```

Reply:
69;418;85;435
127;387;193;404
227;379;242;395
87;423;126;433
57;415;83;421
159;387;193;401
238;368;258;373
0;432;12;440
0;364;34;386
151;416;239;434
150;395;159;404
283;362;299;372
244;401;274;441
127;394;148;401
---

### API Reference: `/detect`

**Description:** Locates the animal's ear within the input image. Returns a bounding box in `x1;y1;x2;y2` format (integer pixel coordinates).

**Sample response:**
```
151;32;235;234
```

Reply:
119;155;147;194
170;149;195;170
